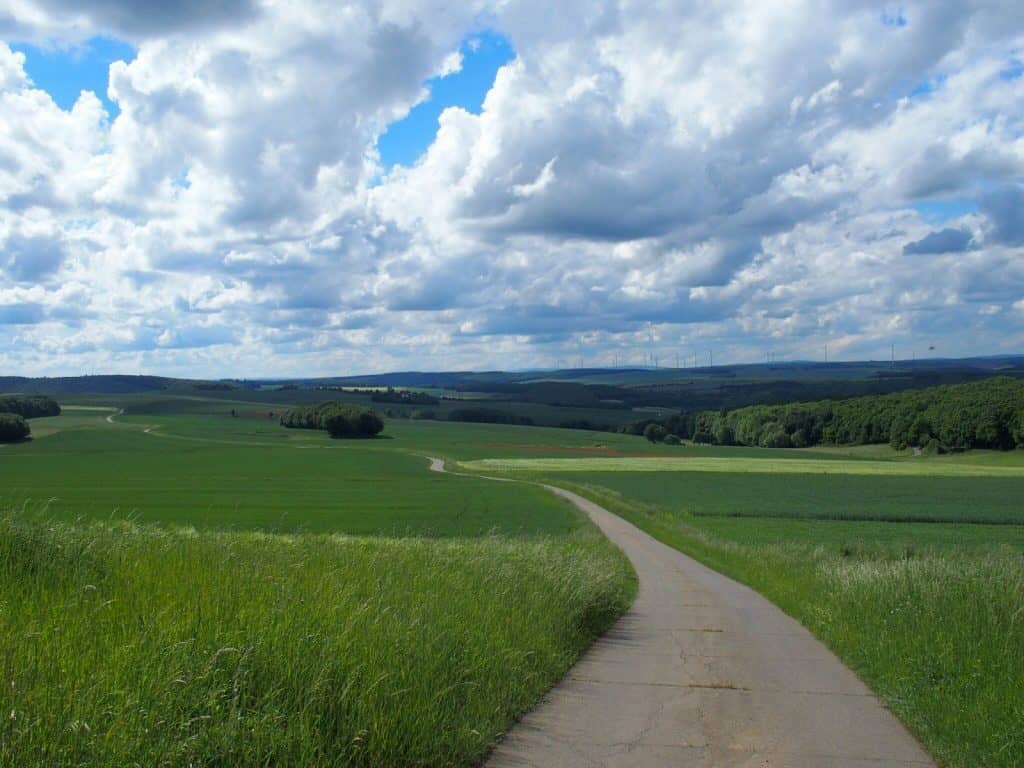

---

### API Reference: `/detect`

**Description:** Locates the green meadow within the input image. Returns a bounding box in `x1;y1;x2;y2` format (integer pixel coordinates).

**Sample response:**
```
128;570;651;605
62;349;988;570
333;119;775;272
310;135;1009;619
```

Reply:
1;514;632;767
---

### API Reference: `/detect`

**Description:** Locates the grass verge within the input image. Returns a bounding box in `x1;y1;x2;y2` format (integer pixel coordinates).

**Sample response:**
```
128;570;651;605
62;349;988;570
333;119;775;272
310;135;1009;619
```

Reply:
0;510;635;767
544;481;1024;768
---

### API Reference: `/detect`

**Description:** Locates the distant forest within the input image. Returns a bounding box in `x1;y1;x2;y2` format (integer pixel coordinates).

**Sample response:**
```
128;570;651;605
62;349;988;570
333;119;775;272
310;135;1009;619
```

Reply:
635;377;1024;452
0;395;61;419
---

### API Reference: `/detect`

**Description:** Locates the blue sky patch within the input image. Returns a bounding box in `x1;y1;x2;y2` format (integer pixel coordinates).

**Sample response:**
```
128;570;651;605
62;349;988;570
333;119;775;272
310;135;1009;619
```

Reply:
377;30;515;168
881;7;908;28
1000;58;1023;81
11;36;135;117
908;74;946;99
912;198;978;223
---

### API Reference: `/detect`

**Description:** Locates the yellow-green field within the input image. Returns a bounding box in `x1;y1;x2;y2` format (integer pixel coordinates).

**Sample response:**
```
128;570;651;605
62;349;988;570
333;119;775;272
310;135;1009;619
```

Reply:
463;455;1024;477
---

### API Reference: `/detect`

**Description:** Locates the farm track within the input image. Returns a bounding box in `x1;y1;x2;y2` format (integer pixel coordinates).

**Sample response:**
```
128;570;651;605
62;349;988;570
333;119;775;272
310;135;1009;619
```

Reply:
427;457;936;767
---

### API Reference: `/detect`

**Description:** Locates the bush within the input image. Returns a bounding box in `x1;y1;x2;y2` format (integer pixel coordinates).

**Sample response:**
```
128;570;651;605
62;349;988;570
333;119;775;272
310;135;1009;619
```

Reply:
0;413;29;442
663;434;681;445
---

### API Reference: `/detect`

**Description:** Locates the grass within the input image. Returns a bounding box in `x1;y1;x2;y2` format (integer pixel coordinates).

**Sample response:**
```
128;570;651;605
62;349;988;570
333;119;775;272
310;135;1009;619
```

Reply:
533;480;1024;768
0;510;635;767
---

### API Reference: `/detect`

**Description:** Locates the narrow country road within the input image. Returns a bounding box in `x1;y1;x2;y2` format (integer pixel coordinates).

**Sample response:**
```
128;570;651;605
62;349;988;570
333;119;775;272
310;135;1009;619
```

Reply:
427;457;935;768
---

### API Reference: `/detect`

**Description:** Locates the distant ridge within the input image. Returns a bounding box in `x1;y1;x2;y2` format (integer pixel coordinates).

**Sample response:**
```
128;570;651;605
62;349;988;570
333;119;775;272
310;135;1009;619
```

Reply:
3;356;1022;413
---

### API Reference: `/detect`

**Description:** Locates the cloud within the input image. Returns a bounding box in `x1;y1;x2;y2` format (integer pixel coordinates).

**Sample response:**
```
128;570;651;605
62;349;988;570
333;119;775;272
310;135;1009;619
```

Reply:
0;2;1023;375
4;0;262;40
0;233;68;282
980;183;1024;245
903;227;976;255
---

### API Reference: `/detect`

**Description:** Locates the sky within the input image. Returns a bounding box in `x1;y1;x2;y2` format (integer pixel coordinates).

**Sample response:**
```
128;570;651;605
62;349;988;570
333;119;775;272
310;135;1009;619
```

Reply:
0;2;1022;377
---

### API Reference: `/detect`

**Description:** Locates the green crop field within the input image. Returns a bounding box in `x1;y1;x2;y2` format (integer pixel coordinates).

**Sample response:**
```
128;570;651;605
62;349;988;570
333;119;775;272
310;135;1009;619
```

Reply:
1;412;578;536
514;470;1024;524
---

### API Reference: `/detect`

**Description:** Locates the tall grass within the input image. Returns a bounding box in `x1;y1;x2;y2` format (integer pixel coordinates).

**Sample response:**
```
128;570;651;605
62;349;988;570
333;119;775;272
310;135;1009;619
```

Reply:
0;510;635;767
554;481;1024;768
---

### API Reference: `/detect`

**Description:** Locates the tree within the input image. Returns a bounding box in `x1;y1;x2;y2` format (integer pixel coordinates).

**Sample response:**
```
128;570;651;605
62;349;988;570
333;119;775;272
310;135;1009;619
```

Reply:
692;429;715;445
714;423;736;446
759;423;792;448
324;407;383;438
644;423;668;443
0;413;29;442
280;402;384;438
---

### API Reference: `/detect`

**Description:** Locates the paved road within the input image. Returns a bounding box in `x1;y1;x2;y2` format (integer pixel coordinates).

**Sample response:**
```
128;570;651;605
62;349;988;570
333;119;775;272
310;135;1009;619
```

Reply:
427;458;936;768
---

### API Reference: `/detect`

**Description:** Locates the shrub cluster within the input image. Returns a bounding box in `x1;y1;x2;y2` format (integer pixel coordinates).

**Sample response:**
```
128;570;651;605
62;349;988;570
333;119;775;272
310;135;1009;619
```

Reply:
0;413;29;442
280;402;384;438
633;376;1024;451
0;395;60;419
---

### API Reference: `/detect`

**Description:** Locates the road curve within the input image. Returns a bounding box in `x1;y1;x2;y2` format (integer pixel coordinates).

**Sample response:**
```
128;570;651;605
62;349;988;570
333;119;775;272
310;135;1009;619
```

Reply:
426;457;935;768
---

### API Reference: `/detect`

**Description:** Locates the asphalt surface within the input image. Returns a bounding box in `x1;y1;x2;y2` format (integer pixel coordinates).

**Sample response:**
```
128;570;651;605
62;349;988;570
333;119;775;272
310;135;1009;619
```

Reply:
426;458;936;768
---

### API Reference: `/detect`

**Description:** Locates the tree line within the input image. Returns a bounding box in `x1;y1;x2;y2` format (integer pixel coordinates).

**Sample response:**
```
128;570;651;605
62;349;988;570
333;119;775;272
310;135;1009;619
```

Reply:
370;388;440;406
280;402;384;439
633;377;1024;452
0;394;61;442
0;395;60;419
447;407;534;426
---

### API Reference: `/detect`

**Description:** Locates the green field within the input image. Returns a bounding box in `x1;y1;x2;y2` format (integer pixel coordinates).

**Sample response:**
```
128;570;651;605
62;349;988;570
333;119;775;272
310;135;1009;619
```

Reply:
0;401;637;766
517;470;1024;524
2;411;577;536
5;393;1024;767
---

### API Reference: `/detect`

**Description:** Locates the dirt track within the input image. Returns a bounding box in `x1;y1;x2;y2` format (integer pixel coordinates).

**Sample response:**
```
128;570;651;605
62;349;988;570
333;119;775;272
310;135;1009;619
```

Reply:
427;457;935;768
